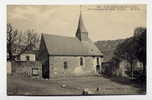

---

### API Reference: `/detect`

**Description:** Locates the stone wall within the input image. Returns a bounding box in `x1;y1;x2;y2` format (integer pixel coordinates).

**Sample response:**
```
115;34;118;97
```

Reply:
49;56;103;78
11;61;42;79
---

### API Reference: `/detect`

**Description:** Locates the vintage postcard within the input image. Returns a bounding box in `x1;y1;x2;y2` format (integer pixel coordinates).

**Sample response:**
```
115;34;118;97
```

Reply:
7;5;146;96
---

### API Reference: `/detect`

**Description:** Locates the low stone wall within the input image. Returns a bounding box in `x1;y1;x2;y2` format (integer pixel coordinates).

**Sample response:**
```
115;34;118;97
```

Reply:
11;61;42;79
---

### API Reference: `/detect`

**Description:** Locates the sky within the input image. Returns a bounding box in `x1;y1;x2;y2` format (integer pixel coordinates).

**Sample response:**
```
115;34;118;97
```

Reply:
7;5;146;41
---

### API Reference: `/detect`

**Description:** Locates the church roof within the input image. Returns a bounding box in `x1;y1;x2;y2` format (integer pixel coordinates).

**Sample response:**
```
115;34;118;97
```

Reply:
41;10;103;56
42;34;103;56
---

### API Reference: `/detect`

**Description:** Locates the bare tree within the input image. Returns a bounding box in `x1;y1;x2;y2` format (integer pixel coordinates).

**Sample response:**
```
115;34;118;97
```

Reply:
7;24;40;61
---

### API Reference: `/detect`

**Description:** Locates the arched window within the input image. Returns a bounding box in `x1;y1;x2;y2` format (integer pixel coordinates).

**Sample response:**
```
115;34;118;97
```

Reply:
26;56;30;61
97;58;99;65
64;62;68;69
80;57;83;66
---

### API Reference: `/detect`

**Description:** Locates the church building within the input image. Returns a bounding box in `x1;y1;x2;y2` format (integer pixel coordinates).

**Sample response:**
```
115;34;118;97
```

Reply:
39;12;103;79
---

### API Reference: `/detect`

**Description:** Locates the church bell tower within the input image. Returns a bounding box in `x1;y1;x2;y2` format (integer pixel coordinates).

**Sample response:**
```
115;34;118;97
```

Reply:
76;7;88;41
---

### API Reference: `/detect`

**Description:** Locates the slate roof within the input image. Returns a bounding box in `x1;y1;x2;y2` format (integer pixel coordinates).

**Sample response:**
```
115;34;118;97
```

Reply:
42;34;103;56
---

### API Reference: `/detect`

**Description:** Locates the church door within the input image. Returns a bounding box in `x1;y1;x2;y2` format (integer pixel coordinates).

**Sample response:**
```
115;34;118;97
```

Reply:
42;60;49;79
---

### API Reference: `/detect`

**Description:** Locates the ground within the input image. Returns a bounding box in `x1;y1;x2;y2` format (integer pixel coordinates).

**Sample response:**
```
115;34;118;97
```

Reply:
7;75;146;96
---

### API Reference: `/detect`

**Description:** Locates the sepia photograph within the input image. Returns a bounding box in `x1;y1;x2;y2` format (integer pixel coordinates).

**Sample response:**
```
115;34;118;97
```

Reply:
7;5;146;96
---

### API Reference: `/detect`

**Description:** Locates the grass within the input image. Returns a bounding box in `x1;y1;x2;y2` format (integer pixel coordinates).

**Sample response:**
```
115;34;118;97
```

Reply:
7;75;146;96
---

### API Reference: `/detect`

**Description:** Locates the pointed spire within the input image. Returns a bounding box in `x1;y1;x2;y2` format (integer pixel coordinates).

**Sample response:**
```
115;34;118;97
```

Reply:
77;5;87;33
76;5;88;41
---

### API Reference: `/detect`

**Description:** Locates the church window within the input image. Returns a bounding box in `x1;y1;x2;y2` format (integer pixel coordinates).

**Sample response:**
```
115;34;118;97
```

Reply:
97;58;100;65
80;57;83;66
64;62;68;69
26;56;30;61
